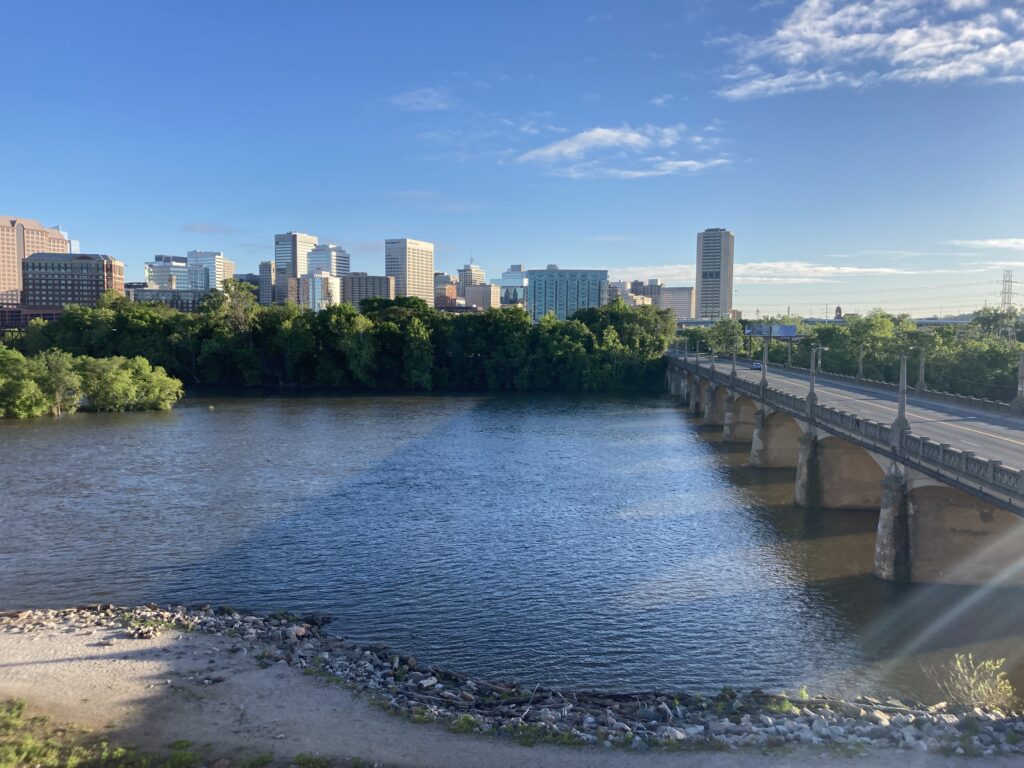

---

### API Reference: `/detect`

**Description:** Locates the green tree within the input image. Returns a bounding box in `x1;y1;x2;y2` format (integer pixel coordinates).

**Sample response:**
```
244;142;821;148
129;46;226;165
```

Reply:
0;346;50;418
708;318;744;356
29;349;82;416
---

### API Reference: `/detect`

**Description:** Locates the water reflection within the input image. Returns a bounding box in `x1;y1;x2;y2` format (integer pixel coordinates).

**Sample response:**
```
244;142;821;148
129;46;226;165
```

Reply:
1;394;1022;700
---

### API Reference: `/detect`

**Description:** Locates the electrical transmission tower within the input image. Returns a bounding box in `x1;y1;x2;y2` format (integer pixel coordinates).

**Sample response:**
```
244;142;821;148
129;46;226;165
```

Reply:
1001;270;1014;312
1001;270;1017;340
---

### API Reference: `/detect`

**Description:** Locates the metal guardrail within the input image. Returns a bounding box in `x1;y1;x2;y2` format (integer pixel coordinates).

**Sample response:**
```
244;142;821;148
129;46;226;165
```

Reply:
666;353;1023;511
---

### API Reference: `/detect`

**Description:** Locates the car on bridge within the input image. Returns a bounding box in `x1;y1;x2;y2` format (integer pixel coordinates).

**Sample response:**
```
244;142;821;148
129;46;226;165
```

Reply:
749;362;763;370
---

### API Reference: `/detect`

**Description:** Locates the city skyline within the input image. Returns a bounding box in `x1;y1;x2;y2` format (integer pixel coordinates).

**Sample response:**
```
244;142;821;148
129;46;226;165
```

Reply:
2;1;1023;317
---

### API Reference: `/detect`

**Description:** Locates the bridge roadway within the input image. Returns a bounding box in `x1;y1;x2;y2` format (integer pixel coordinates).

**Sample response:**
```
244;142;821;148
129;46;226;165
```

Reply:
683;355;1024;472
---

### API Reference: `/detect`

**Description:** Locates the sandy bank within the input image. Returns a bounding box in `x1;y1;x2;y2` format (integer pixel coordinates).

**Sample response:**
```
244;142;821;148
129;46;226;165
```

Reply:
0;614;1018;767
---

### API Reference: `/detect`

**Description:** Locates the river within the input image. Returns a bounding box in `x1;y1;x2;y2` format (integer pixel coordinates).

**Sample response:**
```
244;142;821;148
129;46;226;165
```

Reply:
2;393;1023;700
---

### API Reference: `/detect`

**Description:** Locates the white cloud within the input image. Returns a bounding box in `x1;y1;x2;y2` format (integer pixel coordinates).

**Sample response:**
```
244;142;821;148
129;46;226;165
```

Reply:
650;93;674;106
950;237;1024;249
721;0;1024;98
514;123;730;179
608;259;984;285
389;87;451;111
554;156;732;180
517;126;656;162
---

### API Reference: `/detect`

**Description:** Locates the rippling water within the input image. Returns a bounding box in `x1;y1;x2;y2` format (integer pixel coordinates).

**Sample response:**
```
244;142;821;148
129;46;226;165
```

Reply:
3;394;1024;699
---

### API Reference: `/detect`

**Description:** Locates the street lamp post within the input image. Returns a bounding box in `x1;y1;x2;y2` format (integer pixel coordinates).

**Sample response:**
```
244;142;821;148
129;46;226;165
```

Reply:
892;353;911;450
807;344;828;416
761;334;769;387
732;349;737;377
857;344;865;380
916;348;926;394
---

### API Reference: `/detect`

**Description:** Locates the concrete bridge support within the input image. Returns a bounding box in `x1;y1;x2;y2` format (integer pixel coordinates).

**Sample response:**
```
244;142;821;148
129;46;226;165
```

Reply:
908;480;1024;586
795;433;884;510
704;386;728;426
750;410;803;467
722;395;758;443
692;378;711;415
873;470;910;582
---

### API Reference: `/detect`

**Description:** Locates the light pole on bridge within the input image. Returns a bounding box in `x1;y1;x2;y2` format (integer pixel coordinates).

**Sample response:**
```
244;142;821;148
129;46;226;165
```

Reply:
915;348;926;395
891;353;911;450
761;333;769;387
807;344;828;415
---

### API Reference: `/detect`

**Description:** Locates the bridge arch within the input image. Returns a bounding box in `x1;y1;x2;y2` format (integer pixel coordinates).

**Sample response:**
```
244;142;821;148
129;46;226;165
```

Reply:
796;433;885;510
723;394;758;443
908;485;1024;586
751;410;803;467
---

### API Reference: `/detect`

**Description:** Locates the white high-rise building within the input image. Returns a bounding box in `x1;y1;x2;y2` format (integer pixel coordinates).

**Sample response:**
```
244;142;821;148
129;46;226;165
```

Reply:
385;238;434;304
457;261;485;297
274;232;318;302
658;286;695;323
695;228;734;320
187;250;235;290
307;243;351;276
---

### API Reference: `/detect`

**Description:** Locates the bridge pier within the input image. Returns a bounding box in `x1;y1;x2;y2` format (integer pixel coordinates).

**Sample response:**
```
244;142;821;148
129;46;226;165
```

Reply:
750;409;802;468
794;432;821;508
704;386;727;426
874;470;910;582
722;395;757;443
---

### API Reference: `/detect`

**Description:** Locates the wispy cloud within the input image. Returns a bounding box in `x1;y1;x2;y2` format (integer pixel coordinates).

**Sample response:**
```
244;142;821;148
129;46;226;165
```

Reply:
608;259;986;285
181;222;237;235
517;125;682;162
393;189;479;214
720;0;1024;99
650;93;674;107
950;237;1024;249
389;87;451;111
515;123;732;179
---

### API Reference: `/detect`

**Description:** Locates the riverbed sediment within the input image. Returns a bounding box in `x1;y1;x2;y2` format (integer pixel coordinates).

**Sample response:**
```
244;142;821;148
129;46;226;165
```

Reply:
2;604;1022;762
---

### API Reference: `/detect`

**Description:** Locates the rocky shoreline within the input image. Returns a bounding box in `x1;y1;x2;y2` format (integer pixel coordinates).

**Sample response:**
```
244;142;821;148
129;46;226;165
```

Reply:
3;604;1022;757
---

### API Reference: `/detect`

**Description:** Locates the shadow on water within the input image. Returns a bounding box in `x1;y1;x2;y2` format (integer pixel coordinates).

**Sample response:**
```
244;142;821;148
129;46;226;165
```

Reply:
3;393;1024;703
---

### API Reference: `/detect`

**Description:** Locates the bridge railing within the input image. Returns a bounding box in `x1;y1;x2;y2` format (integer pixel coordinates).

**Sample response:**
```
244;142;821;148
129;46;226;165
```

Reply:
761;362;1016;417
667;355;1023;509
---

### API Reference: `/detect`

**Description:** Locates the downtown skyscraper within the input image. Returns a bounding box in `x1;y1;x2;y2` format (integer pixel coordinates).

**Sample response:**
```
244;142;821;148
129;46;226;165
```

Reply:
274;232;318;303
695;228;735;320
385;238;434;304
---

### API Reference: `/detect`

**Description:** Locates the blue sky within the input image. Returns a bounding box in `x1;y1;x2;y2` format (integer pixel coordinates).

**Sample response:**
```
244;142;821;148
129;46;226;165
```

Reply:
3;0;1024;316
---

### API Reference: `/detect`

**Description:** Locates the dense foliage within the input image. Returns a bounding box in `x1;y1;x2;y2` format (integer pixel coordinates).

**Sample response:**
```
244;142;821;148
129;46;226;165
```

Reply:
0;346;183;418
5;284;676;394
678;309;1023;401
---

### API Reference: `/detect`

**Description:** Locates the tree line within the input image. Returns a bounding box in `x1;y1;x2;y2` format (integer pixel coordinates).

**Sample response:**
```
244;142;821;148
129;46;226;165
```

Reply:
0;346;183;418
3;283;676;395
679;309;1023;401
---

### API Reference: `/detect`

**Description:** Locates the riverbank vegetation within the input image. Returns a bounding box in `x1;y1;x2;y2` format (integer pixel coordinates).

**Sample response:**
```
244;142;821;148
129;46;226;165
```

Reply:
5;285;675;393
681;309;1023;401
0;346;183;419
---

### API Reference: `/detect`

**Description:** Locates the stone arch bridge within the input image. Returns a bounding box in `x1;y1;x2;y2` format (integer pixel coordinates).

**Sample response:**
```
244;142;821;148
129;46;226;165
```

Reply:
666;351;1024;586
